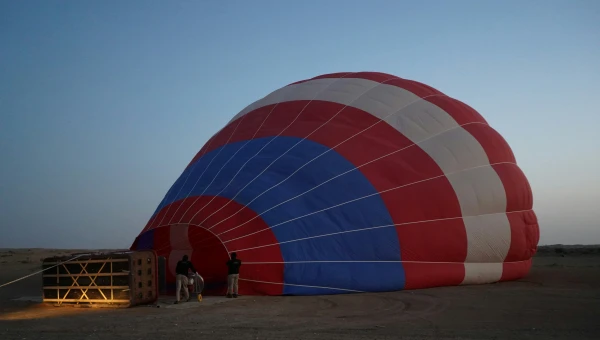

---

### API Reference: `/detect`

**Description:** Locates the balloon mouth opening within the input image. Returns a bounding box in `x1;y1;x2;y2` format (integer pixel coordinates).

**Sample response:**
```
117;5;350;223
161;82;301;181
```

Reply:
184;224;231;296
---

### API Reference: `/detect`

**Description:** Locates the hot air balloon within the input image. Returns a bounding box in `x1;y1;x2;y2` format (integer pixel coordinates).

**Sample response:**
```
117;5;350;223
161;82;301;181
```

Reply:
131;72;539;296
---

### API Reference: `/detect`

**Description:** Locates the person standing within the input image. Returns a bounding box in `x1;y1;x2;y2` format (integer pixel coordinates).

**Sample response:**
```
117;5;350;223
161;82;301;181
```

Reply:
226;252;242;298
175;254;197;304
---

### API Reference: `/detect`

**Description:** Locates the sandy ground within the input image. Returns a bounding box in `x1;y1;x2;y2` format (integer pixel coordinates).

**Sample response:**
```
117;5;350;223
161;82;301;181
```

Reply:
1;247;599;340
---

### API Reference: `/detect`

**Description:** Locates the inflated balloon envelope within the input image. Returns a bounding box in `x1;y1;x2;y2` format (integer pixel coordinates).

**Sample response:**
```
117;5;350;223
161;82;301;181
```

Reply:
131;72;540;296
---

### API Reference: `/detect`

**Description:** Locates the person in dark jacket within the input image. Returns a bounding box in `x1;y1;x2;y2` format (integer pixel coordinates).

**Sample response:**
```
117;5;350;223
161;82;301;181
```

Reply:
226;252;242;298
175;255;197;304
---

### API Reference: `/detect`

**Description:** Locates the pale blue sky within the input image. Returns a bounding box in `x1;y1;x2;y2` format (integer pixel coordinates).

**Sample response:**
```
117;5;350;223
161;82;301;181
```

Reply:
1;0;599;248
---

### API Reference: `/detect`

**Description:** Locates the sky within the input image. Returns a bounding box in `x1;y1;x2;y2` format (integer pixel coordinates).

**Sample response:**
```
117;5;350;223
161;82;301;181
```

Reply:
1;0;599;249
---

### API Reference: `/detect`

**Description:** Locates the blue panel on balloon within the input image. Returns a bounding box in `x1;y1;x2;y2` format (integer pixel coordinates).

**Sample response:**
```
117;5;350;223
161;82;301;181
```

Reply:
136;230;154;250
281;285;356;296
282;262;406;295
279;227;402;262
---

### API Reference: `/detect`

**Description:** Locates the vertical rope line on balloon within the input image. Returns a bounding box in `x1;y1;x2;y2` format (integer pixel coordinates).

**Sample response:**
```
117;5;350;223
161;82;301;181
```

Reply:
144;97;286;256
224;186;527;253
158;132;223;226
171;83;302;226
186;73;361;225
194;75;400;230
150;131;224;230
149;74;382;233
179;88;449;250
219;158;514;245
152;206;532;289
169;116;487;250
236;278;365;293
145;126;226;232
187;223;232;255
143;74;358;255
165;116;249;226
141;81;523;288
172;75;313;224
147;226;227;258
152;81;449;249
206;92;452;234
156;117;246;228
171;103;278;225
153;152;522;257
147;222;370;292
240;259;531;264
182;73;366;227
146;79;481;250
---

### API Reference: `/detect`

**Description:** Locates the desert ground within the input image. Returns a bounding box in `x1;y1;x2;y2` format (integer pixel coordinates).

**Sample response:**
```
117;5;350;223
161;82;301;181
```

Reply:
1;246;599;340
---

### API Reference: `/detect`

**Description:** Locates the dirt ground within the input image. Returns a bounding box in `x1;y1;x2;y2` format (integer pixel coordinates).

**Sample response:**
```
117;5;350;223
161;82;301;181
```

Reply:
1;247;599;340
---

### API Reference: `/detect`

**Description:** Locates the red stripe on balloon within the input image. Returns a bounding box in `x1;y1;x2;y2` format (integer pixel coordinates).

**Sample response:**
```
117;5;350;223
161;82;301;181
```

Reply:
504;210;540;262
492;163;534;213
500;258;533;282
239;266;284;295
403;262;465;290
462;124;516;165
396;218;467;263
491;163;538;263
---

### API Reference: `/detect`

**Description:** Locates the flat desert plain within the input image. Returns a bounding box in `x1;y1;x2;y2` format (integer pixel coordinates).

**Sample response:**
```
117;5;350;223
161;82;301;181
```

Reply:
1;246;599;340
